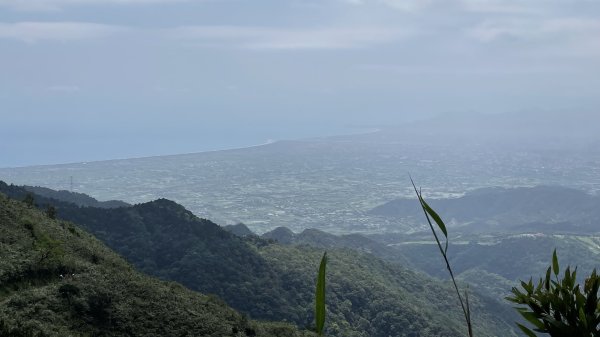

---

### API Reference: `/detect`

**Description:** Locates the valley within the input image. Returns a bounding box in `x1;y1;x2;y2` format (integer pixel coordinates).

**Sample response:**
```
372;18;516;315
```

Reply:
2;121;600;336
2;129;599;235
2;175;599;336
0;182;517;337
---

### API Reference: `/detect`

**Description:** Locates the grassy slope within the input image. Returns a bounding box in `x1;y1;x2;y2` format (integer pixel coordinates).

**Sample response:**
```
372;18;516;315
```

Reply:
0;193;313;337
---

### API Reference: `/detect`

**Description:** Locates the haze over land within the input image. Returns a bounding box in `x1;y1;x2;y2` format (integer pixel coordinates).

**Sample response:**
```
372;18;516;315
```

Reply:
2;111;600;234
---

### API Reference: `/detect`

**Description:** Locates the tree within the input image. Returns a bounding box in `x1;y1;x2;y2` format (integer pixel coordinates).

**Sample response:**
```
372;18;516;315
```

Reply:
59;284;81;305
23;193;34;207
507;250;600;336
35;232;65;265
46;205;57;219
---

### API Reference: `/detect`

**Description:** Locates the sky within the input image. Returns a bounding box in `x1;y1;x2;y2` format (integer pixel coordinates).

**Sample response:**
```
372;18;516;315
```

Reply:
1;0;599;167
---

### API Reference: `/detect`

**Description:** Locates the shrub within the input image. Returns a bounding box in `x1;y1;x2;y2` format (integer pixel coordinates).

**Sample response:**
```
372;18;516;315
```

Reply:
45;206;56;220
23;194;34;207
58;284;81;305
34;233;64;266
87;293;113;325
507;250;600;337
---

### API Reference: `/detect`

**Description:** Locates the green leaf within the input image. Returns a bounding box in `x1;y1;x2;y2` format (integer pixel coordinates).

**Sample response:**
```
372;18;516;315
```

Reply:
578;307;587;328
419;196;448;238
519;311;545;330
315;252;327;335
552;249;559;276
516;323;538;337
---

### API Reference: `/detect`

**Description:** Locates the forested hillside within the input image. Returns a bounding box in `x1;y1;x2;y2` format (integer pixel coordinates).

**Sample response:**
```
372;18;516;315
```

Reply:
0;191;313;337
261;227;410;266
375;233;600;301
0;181;517;336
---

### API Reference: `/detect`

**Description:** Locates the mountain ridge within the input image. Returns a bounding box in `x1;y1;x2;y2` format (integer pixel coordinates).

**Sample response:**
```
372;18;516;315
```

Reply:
0;181;517;336
0;190;313;337
369;185;600;233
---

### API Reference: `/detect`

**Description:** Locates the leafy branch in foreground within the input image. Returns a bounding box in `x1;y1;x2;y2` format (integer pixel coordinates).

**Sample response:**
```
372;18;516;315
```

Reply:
315;252;327;335
507;249;600;337
411;178;473;337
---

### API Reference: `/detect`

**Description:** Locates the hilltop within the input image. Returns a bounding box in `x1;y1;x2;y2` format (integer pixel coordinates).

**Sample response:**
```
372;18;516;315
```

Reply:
223;223;256;237
261;227;411;266
22;184;129;209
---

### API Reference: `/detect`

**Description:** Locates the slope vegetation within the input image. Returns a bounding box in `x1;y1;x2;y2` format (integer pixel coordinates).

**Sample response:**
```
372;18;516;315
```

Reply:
0;182;516;337
0;192;312;337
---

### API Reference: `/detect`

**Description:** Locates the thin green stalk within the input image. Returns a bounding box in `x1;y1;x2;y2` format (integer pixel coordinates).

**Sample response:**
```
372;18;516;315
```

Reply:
410;177;473;337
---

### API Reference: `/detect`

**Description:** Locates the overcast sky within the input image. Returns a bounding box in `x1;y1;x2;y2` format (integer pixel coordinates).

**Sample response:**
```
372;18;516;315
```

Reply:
1;0;599;167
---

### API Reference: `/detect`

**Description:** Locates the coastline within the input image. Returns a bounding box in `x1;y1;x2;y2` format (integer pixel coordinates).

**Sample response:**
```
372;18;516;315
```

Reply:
0;127;383;170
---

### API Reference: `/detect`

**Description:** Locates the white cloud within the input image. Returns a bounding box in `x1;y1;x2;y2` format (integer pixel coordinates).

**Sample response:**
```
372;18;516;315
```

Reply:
468;19;532;42
357;63;579;75
339;0;592;15
48;85;81;92
459;0;539;14
336;0;434;11
380;0;433;12
0;22;123;42
168;25;411;50
0;0;187;11
542;18;600;34
0;22;410;49
468;17;600;42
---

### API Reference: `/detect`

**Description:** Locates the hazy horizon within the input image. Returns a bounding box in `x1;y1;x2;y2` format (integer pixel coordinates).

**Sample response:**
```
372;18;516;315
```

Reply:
2;0;599;167
0;121;374;168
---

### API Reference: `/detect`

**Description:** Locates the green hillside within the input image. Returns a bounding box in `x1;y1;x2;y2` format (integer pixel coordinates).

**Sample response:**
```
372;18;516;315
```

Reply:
0;182;517;336
378;233;600;302
0;192;313;337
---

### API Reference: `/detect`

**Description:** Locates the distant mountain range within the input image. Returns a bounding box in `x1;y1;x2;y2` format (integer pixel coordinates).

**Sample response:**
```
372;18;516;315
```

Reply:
333;110;600;150
0;181;516;337
369;185;600;234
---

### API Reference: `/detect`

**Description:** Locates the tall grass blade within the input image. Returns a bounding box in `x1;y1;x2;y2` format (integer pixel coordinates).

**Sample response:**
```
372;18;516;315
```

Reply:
465;288;473;336
410;176;473;337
